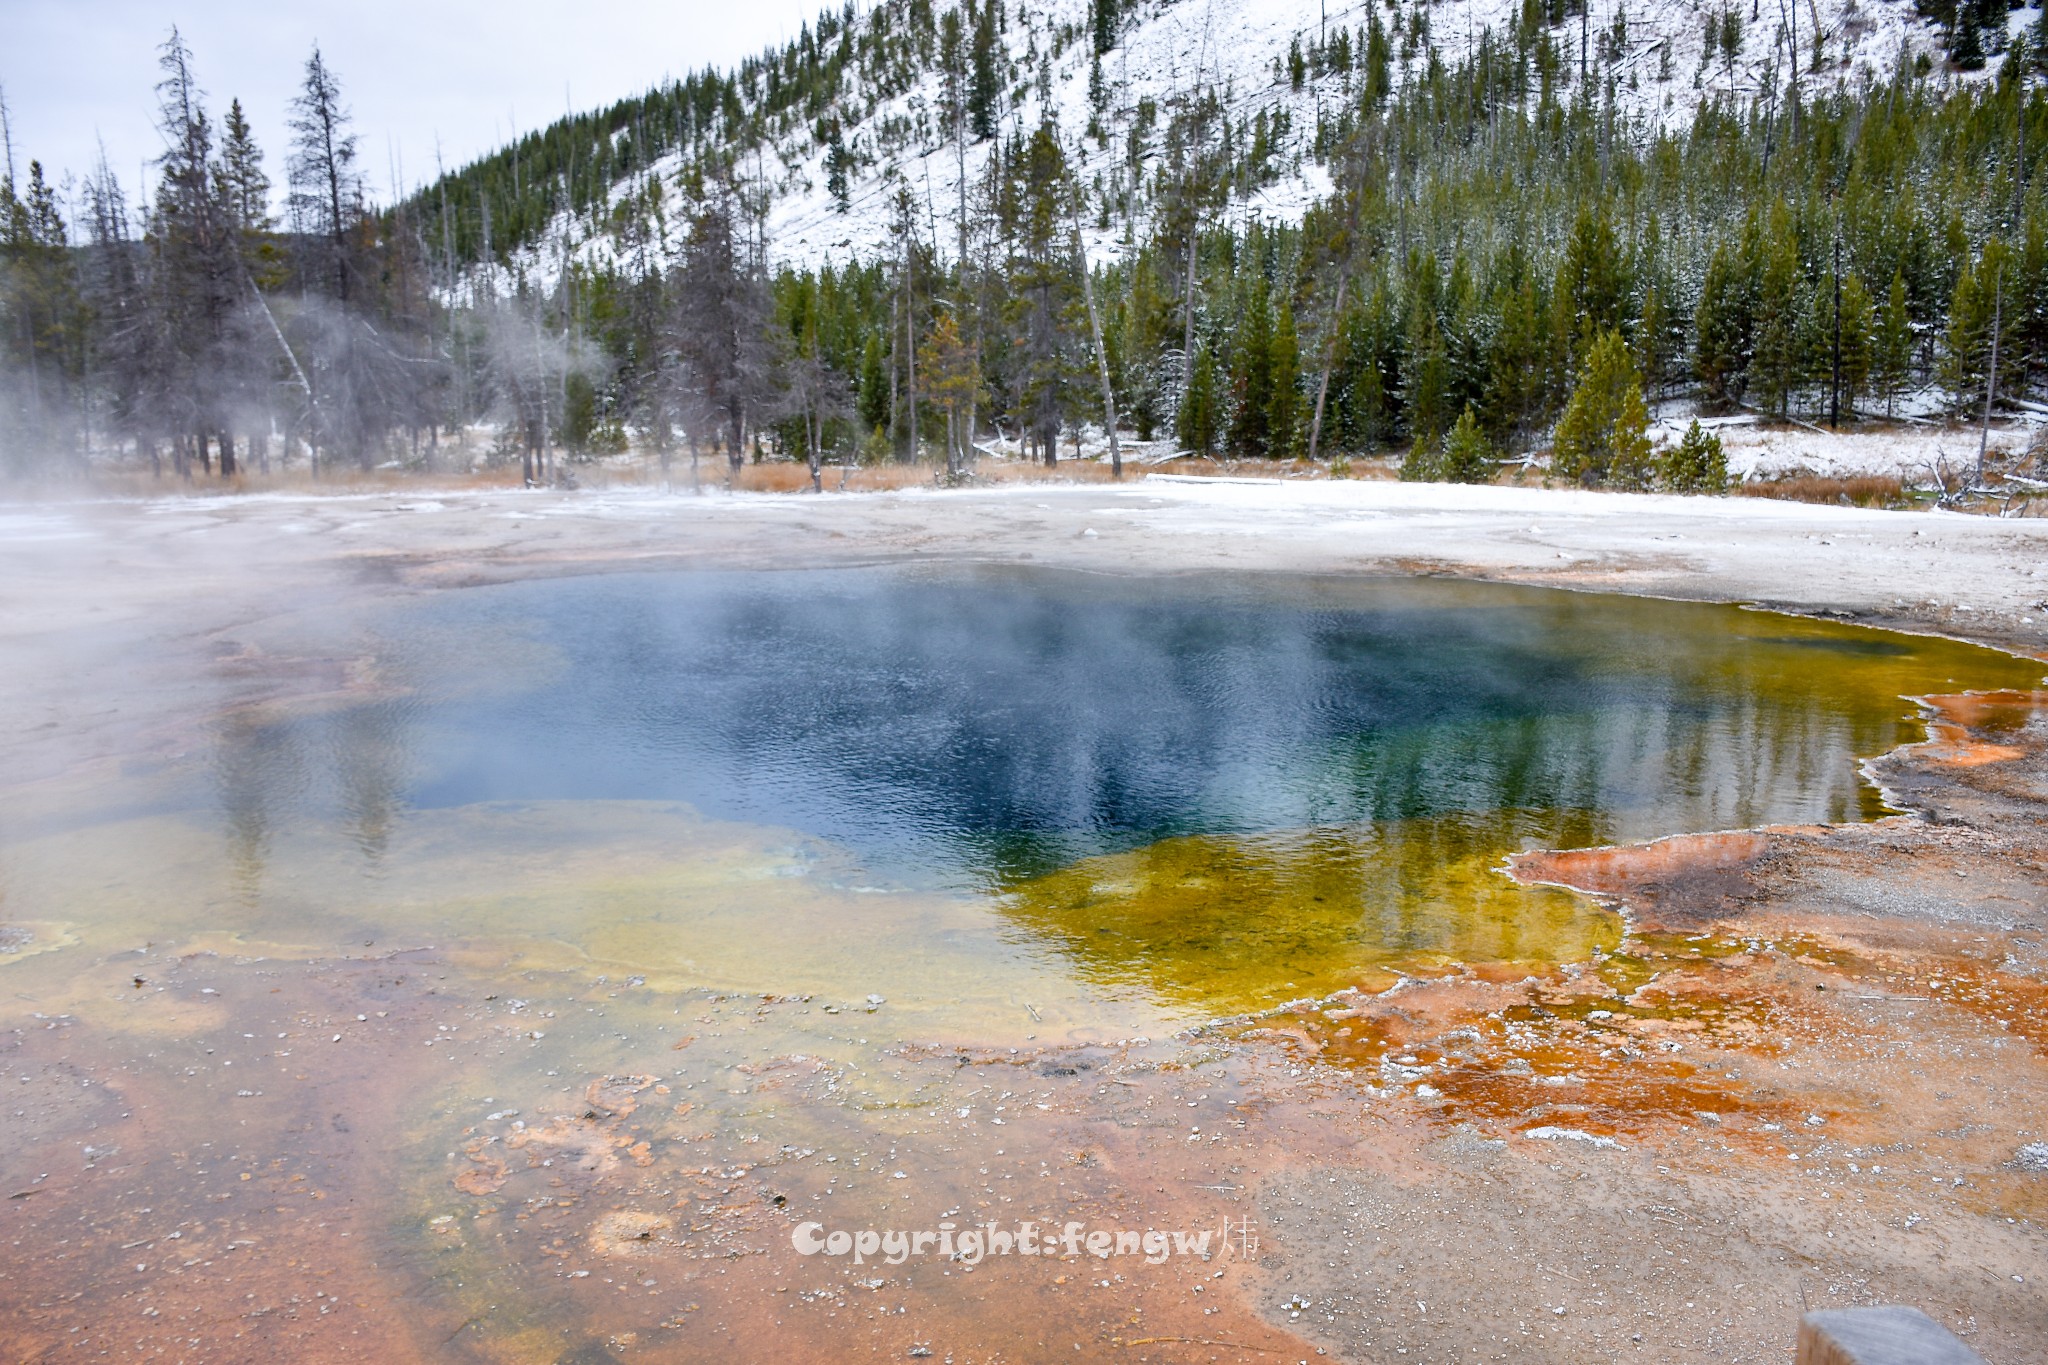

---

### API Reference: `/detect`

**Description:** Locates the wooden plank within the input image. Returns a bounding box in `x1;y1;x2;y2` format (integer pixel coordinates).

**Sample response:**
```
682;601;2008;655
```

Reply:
1796;1307;1987;1365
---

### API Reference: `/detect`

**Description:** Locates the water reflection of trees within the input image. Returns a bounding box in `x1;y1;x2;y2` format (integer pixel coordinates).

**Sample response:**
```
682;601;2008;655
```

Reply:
330;701;412;865
444;572;1945;888
212;569;2033;998
213;707;296;904
211;697;414;890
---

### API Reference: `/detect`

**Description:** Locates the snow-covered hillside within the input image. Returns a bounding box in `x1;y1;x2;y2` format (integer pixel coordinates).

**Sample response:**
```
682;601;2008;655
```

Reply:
478;0;1983;294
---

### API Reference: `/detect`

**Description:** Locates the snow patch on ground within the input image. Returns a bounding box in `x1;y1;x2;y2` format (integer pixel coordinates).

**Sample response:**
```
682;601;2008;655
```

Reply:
1711;421;2036;483
1136;470;1922;526
1648;392;2043;482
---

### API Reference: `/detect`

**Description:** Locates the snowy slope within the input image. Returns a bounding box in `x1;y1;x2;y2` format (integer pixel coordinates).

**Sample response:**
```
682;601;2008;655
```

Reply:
481;0;1971;293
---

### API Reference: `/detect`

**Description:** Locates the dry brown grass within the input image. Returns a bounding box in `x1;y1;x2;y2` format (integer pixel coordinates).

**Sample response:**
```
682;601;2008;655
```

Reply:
621;458;1103;494
67;449;1396;499
1735;473;1909;509
727;461;944;493
639;453;1377;493
84;465;527;498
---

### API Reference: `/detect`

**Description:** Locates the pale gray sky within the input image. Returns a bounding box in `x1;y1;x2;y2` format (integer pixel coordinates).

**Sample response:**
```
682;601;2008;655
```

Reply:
1;0;833;210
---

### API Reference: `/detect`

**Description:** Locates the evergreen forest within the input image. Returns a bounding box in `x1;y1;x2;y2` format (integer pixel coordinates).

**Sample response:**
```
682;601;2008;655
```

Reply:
6;0;2048;494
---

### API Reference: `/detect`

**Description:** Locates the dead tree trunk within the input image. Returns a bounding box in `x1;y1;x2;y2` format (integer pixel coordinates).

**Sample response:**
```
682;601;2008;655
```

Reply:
1070;194;1121;479
1307;271;1350;464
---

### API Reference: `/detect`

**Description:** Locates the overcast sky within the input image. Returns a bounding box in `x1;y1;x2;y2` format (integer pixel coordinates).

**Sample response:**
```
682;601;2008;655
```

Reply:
1;0;833;209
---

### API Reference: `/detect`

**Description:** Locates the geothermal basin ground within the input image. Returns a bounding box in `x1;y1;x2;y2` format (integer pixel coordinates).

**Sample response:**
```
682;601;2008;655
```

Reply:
1;474;2046;1364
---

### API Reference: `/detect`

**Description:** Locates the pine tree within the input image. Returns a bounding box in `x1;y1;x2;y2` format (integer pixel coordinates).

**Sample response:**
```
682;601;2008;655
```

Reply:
1551;329;1653;487
1178;340;1219;453
1120;253;1170;440
1658;418;1727;492
562;370;598;452
824;122;852;213
286;44;361;300
1554;205;1627;366
0;159;84;466
1874;271;1913;417
1364;12;1394;107
1229;277;1274;453
968;7;1001;142
1398;433;1441;481
920;311;981;475
1011;122;1077;464
1438;404;1496;482
1335;284;1399;453
1836;273;1875;419
1407;324;1452;446
148;28;245;476
1442;255;1486;425
674;176;775;480
1092;0;1119;56
1635;281;1671;396
1942;249;1991;416
858;331;889;433
1749;215;1802;418
1952;6;1987;69
2019;203;2048;386
1485;276;1550;450
215;99;272;252
1270;297;1302;457
1794;277;1833;419
76;152;157;466
1694;240;1752;406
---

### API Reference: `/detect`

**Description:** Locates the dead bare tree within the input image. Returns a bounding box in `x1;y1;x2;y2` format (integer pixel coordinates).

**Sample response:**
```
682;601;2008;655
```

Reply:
1068;179;1120;480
